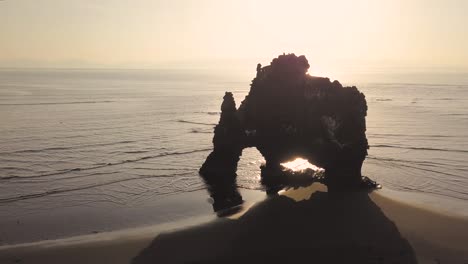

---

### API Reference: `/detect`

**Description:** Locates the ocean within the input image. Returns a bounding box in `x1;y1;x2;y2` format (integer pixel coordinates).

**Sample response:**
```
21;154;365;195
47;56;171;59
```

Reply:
1;68;467;244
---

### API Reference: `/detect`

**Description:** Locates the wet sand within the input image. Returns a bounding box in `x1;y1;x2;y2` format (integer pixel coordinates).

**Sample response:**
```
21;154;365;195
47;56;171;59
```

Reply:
1;183;467;264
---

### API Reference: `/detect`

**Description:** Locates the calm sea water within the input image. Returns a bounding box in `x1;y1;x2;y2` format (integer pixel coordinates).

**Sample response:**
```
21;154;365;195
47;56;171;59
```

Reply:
1;68;467;243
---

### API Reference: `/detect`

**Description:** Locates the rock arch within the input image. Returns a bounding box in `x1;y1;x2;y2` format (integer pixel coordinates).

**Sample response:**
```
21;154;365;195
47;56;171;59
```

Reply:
200;54;370;212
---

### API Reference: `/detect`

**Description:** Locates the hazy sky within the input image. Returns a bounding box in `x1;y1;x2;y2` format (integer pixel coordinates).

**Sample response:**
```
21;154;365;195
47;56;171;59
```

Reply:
1;0;467;69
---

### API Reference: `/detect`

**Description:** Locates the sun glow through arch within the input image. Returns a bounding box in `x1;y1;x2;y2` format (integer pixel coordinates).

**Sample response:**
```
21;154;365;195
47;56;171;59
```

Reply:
280;158;324;172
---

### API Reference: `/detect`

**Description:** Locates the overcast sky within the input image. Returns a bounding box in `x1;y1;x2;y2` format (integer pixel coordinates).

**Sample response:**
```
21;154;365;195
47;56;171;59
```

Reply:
1;0;467;70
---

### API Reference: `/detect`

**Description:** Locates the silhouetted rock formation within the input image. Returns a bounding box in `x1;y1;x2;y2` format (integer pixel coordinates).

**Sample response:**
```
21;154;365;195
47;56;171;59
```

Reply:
200;54;372;212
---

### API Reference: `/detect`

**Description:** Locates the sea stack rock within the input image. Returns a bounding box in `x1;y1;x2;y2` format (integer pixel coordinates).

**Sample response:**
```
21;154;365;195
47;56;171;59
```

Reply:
200;54;370;211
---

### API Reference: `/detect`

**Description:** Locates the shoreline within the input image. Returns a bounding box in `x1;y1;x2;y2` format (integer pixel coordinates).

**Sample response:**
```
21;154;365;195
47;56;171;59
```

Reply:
0;187;468;248
377;186;468;220
1;184;468;263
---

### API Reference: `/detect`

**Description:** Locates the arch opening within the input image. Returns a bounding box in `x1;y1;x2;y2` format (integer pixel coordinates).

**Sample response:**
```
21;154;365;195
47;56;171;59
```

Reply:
280;157;324;173
236;147;265;190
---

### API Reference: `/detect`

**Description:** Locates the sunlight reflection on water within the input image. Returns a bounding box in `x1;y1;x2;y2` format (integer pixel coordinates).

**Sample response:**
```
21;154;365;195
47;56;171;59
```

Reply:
280;158;325;172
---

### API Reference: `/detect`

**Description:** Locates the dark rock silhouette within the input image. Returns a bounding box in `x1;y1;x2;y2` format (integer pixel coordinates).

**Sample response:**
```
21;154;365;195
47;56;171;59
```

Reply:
200;54;373;212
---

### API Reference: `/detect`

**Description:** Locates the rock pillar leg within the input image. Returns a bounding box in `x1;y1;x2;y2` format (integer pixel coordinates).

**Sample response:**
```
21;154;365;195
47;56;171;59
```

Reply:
199;148;243;212
259;154;288;195
324;146;366;192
